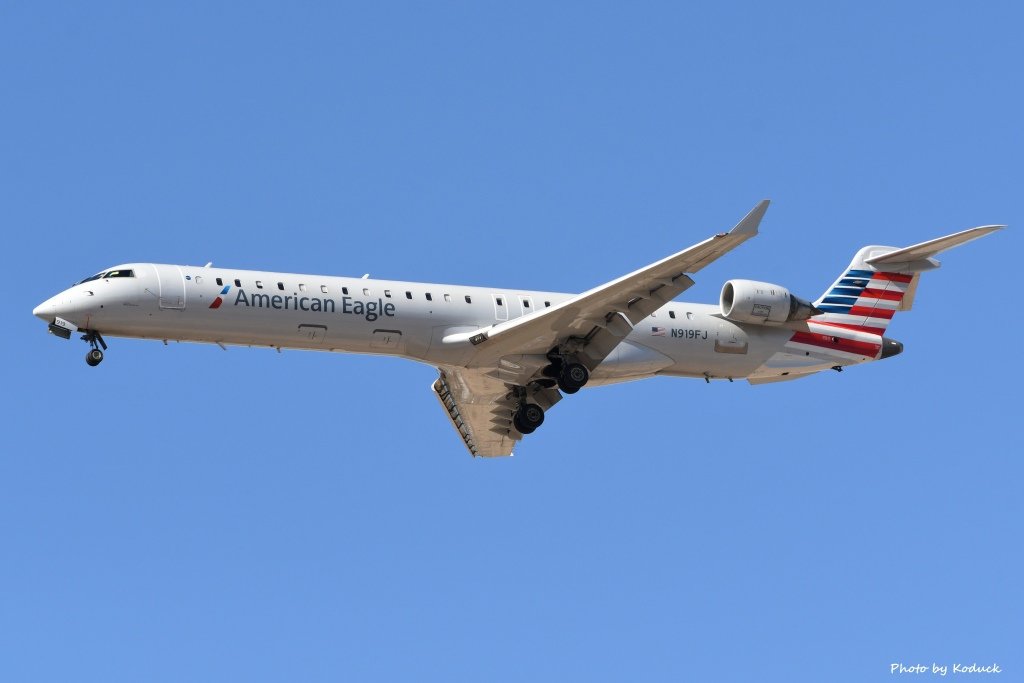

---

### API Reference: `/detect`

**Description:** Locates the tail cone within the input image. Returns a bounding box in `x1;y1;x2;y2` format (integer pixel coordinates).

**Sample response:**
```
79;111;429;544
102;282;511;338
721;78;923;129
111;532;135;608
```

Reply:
880;337;903;359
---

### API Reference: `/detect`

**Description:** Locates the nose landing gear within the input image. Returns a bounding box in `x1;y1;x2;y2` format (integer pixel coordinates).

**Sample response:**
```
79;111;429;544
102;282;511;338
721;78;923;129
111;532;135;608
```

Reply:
81;330;107;367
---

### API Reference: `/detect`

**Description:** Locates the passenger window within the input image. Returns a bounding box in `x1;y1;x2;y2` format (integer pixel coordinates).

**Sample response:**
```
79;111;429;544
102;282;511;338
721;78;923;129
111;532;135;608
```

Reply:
444;294;451;303
669;310;676;319
464;295;472;304
523;300;530;308
544;301;551;307
235;279;241;287
299;283;306;292
405;291;412;299
686;312;693;320
277;282;285;290
195;276;204;285
363;288;370;296
216;278;223;286
426;293;433;301
384;290;392;298
256;281;264;289
342;287;349;295
321;285;328;294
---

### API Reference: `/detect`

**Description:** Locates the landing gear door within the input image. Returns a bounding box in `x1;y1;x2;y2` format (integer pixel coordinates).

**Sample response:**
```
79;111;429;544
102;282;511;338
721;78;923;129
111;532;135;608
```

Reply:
154;264;186;310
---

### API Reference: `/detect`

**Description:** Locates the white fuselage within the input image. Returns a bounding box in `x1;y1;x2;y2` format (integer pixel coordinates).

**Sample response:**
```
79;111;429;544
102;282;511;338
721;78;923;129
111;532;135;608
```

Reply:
34;211;997;457
33;262;873;383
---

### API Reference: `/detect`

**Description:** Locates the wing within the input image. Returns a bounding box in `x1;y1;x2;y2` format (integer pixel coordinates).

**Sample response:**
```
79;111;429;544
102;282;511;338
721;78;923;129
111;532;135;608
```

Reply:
446;200;769;383
432;366;562;457
432;200;769;456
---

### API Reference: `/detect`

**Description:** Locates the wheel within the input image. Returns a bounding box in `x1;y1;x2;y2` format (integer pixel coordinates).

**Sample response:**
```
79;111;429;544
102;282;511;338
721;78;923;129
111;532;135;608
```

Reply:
557;362;589;392
513;412;536;435
522;403;544;428
86;348;104;366
514;403;545;434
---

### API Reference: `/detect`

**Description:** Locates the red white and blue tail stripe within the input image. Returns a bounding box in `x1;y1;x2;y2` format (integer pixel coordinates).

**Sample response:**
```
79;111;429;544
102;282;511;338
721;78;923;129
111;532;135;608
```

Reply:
811;258;916;336
756;226;1001;380
781;246;917;361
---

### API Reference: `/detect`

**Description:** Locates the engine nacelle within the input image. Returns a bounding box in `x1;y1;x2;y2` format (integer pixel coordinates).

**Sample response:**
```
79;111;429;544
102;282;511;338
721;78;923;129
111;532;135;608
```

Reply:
720;279;819;325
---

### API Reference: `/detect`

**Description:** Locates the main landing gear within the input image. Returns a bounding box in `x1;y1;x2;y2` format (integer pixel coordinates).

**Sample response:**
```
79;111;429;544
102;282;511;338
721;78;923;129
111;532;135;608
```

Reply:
557;362;589;394
513;348;589;436
543;357;590;395
82;330;107;367
513;402;545;435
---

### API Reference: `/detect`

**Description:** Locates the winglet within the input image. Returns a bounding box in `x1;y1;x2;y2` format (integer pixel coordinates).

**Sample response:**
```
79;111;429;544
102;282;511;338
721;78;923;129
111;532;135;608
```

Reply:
865;225;1004;266
727;199;771;237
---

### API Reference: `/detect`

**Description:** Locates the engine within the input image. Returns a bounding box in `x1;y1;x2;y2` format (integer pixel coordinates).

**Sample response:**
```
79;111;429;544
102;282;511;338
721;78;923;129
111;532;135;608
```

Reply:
720;279;820;325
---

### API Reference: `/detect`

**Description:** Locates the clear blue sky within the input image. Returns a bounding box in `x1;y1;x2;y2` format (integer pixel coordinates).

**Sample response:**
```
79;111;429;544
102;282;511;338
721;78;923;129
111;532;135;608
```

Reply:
2;2;1020;681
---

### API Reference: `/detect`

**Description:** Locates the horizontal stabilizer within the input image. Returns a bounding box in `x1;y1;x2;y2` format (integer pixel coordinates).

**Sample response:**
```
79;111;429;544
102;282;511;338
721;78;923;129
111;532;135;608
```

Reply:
865;225;1004;266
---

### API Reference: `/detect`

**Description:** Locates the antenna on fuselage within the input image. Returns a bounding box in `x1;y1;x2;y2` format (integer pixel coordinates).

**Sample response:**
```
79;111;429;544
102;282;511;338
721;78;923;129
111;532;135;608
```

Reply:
361;273;370;279
204;262;213;268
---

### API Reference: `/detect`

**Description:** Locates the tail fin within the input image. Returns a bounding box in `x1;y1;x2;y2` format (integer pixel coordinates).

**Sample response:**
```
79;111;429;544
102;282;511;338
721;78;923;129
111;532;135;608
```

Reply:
813;225;1003;335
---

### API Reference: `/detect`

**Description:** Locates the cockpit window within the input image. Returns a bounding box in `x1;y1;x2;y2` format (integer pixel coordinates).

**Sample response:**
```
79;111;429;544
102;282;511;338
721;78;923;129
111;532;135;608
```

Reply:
75;269;135;285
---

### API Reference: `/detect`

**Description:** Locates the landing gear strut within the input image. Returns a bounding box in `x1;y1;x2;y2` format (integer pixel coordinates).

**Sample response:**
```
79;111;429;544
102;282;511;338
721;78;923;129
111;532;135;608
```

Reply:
513;403;545;435
82;330;107;367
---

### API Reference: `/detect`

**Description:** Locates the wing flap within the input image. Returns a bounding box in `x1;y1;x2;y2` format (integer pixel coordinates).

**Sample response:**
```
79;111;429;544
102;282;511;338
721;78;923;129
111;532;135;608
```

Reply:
433;370;518;457
431;367;564;457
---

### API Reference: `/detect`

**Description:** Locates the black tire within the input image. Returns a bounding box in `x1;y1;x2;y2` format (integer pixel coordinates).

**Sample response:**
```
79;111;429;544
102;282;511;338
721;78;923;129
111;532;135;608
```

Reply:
518;403;544;430
557;362;589;392
86;349;103;366
513;412;535;435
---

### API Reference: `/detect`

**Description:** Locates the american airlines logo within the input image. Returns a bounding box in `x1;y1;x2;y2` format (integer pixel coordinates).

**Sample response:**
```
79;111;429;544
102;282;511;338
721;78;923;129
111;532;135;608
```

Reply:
209;284;231;309
224;288;397;322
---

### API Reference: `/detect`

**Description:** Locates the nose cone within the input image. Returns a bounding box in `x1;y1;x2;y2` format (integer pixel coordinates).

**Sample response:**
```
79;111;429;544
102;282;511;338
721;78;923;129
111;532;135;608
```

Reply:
880;337;904;359
33;297;57;322
33;291;83;324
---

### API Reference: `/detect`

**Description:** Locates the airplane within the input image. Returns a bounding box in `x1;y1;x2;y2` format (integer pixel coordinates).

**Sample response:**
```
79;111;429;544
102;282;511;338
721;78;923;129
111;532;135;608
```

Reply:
33;201;1002;457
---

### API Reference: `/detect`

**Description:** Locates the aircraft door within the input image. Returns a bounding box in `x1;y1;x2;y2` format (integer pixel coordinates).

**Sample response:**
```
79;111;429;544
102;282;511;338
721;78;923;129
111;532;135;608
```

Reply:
492;294;508;321
154;264;186;309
